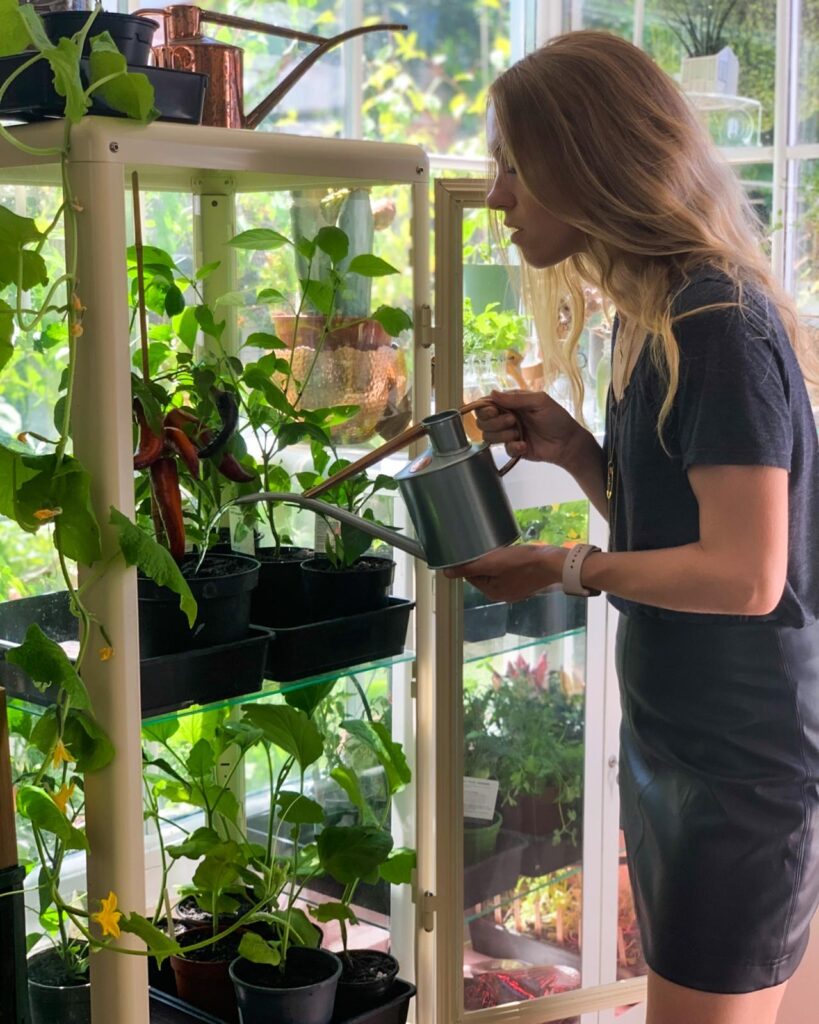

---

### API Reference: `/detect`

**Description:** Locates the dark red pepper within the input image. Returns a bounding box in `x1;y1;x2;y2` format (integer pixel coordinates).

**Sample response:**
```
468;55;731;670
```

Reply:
150;458;185;561
164;425;200;479
196;390;240;459
215;452;256;483
133;400;164;470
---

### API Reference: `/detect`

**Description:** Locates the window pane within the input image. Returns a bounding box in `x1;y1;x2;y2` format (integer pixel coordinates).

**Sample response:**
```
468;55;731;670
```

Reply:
643;0;776;147
796;0;819;145
794;159;819;316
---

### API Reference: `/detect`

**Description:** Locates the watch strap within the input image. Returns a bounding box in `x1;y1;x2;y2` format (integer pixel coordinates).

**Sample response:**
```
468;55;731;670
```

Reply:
562;543;602;597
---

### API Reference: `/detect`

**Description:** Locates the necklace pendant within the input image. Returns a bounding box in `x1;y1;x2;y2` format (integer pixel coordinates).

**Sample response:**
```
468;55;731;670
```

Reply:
606;462;614;501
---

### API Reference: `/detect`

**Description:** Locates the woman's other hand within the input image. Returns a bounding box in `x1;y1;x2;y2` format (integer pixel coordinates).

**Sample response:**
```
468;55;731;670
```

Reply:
443;543;566;603
476;389;586;467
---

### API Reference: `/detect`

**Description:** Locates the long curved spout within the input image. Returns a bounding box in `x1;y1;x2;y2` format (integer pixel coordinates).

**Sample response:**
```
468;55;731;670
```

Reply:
233;491;427;562
245;23;408;130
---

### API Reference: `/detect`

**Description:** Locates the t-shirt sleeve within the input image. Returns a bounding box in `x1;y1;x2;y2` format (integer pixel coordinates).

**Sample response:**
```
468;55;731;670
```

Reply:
672;288;793;472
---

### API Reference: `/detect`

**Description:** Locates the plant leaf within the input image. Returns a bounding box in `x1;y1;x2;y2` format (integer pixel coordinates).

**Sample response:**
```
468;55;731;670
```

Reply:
347;254;398;277
238;931;281;966
371;305;413;337
309;901;357;926
227;228;291;251
5;624;90;708
0;0;31;57
340;720;411;794
315;226;349;264
17;785;88;851
317;825;393;885
276;791;324;825
329;766;368;817
88;32;158;122
120;913;182;966
61;710;115;772
283;679;337;717
167;827;221;861
110;507;197;627
241;705;322;770
379;847;416;885
194;304;225;342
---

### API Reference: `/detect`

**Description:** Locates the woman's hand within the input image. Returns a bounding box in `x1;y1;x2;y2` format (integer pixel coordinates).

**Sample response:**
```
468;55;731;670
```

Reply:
443;543;567;603
476;389;587;467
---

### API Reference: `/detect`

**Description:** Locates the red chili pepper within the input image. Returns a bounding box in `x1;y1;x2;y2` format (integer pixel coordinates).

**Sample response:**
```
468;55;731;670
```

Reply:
164;425;200;479
133;400;164;470
216;452;256;484
150;458;185;561
164;407;200;432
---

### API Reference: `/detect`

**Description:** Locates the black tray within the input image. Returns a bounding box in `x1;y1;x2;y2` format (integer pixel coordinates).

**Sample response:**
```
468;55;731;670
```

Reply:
0;591;271;718
0;52;207;124
463;829;527;908
149;980;416;1024
261;598;414;682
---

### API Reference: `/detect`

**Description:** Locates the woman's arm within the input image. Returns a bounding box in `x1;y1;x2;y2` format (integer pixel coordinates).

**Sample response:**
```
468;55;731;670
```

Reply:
447;464;789;616
562;428;609;521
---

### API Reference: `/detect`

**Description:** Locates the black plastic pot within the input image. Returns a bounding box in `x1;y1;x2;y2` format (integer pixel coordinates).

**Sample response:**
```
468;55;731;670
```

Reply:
335;951;399;1015
27;949;89;1024
463;583;507;643
230;947;342;1024
42;12;159;64
138;553;260;658
507;585;586;639
251;546;314;627
1;864;29;1024
301;556;395;620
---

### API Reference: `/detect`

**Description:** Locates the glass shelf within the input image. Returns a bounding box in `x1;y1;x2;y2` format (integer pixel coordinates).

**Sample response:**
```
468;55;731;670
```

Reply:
464;860;582;924
464;626;586;665
7;648;416;724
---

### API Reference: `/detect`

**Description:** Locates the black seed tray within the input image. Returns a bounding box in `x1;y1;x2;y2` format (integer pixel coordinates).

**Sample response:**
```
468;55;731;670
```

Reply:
0;52;207;124
260;597;414;682
0;591;270;718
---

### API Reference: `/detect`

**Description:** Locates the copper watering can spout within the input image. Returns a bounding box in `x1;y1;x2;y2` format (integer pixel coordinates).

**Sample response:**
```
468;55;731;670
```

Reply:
135;4;407;130
234;400;522;570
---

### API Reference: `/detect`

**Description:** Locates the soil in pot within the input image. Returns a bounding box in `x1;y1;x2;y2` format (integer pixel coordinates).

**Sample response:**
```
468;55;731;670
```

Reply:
251;546;314;627
301;555;395;620
335;949;400;1012
138;552;260;658
170;924;244;1024
230;946;342;1024
463;812;503;866
28;948;90;1024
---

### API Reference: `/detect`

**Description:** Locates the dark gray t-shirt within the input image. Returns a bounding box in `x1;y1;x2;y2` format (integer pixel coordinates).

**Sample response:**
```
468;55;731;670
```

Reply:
605;268;819;627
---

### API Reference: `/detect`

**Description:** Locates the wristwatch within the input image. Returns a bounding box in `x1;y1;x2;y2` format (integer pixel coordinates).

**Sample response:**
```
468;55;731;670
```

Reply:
562;543;602;598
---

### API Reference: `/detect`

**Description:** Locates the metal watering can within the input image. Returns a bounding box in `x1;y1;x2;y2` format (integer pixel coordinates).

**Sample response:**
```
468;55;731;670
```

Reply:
235;401;521;569
134;4;406;130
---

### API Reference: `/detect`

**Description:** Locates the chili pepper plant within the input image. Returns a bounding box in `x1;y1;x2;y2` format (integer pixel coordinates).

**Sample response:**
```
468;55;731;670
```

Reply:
0;0;202;988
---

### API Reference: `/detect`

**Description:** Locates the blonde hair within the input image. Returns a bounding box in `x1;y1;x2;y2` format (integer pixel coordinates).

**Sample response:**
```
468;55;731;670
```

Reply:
488;31;812;435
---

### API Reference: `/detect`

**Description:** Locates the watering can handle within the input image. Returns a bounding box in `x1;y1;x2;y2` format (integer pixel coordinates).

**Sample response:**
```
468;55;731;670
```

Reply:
302;399;520;500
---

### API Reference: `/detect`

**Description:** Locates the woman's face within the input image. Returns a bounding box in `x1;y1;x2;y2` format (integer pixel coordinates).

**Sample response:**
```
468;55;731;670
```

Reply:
486;106;587;268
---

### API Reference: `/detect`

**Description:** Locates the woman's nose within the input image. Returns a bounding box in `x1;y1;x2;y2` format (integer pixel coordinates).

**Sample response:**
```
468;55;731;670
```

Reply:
487;177;513;211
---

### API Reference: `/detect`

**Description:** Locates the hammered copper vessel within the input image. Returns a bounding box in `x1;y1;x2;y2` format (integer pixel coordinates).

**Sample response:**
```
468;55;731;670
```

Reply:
135;4;406;129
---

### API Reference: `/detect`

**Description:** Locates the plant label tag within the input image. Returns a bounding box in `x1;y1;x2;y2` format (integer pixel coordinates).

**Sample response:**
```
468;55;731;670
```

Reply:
463;777;499;821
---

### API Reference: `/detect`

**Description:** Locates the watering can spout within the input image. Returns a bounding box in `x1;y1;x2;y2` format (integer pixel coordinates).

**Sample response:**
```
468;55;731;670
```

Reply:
233;492;427;562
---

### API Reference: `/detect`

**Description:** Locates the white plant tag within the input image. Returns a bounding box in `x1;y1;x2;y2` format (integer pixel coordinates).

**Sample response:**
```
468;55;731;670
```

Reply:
463;777;499;821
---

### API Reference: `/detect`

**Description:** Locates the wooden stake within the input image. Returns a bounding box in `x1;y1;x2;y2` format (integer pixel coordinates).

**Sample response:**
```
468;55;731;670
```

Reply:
0;688;18;871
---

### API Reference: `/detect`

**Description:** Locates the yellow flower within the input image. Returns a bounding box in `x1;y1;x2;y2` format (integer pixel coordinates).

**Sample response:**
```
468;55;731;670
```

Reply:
51;739;76;769
33;507;62;522
51;782;75;815
92;892;122;939
99;646;114;662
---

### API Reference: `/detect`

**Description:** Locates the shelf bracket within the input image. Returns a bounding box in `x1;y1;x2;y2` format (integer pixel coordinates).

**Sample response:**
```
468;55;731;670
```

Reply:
418;303;435;348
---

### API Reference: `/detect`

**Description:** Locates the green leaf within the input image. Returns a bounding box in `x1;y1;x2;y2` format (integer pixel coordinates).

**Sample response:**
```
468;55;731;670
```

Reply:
194;304;225;342
266;907;319;948
186;738;215;777
347;254;398;277
110;507;197;627
127;244;178;271
175;306;199;349
301;279;333;316
214;290;250;308
283;679;337;717
88;33;158;122
192;845;242;894
241;705;322;770
371;305;413;337
46;36;90;124
167;827;221;861
378;847;416;885
0;205;44;247
0;0;31;57
238;931;281;966
317;825;393;884
227;229;291;251
17;786;89;851
310;902;357;926
0;298;14;374
5;624;90;708
340;720;411;794
276;791;324;825
163;284;185;317
61;710;115;772
330;766;367;817
120;913;182;967
245;331;286;350
255;288;285;305
196;260;221;281
315;226;348;264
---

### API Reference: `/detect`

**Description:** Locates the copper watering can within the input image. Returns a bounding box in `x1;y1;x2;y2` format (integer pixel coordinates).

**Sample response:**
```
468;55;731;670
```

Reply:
134;4;407;129
234;401;522;569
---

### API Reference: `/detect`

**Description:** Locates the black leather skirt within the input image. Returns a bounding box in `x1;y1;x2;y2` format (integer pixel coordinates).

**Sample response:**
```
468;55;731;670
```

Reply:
617;613;819;993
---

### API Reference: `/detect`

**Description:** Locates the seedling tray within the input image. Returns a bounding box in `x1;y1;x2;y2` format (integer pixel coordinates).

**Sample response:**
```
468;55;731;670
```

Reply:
0;592;271;717
0;53;207;124
261;597;414;682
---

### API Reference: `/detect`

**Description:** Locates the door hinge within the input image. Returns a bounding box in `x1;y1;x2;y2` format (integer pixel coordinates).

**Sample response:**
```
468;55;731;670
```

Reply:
421;890;437;933
418;304;435;348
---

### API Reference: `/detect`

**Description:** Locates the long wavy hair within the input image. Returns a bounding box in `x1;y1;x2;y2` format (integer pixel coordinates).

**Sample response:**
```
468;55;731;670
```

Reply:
488;30;812;434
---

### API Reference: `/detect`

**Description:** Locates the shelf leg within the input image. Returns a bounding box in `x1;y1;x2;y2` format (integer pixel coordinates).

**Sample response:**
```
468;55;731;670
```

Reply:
70;158;149;1024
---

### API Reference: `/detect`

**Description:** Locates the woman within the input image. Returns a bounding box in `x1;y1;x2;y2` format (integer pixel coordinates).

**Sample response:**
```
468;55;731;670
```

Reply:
445;31;819;1024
